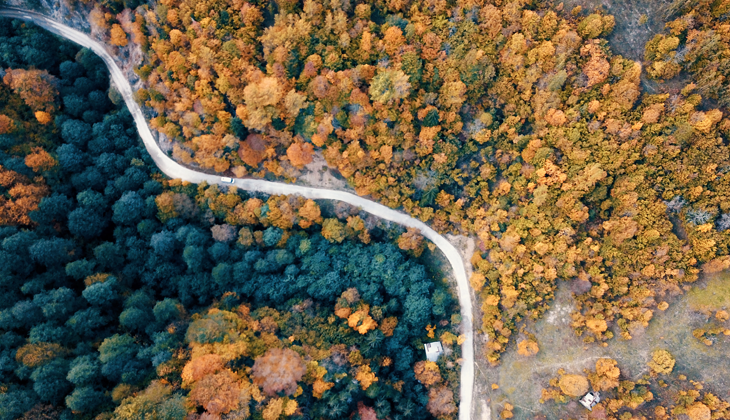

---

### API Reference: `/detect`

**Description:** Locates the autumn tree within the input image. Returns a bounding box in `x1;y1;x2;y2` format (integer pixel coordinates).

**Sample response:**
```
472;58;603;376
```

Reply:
590;358;620;391
413;361;442;387
397;227;425;257
0;114;14;134
189;369;247;416
516;339;539;357
427;386;457;417
558;374;589;397
182;354;224;384
110;24;128;47
25;147;57;173
286;141;314;168
321;218;346;243
3;68;58;112
648;350;675;375
252;348;306;396
347;306;378;335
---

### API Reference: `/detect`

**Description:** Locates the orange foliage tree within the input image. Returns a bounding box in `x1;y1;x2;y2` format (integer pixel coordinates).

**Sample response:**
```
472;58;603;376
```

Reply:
413;361;442;387
397;227;425;257
427;386;457;417
3;68;58;113
0;165;49;225
189;369;247;416
0;114;14;134
25;147;57;173
286;141;314;168
110;24;129;47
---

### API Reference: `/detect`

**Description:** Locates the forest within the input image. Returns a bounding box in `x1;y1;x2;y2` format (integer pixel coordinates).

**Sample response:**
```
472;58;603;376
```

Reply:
73;0;730;369
0;19;461;419
5;0;730;417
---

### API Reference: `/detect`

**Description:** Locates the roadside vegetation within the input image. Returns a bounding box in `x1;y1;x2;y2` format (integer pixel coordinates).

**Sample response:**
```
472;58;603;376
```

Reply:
0;19;461;420
5;0;730;417
72;0;730;372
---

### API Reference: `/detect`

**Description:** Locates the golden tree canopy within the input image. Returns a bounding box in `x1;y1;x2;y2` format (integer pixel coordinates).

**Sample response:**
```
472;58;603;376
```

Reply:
348;307;378;335
414;360;442;387
516;339;539;357
34;111;52;125
591;358;621;391
3;68;58;112
687;403;711;420
25;147;56;173
110;24;129;47
558;374;589;397
355;365;378;390
648;349;675;375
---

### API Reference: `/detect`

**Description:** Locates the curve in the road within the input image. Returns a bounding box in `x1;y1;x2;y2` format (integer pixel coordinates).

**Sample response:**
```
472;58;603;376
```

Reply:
0;8;475;419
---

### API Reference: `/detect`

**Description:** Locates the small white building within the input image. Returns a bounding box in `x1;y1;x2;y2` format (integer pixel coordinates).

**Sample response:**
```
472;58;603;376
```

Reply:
424;341;444;362
579;392;600;411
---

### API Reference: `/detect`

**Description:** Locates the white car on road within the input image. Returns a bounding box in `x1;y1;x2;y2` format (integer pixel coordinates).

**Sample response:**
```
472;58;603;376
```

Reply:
221;177;234;184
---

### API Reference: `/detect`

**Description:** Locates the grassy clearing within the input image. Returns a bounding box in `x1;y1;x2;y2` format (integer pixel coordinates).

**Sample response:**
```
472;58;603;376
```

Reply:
686;271;730;312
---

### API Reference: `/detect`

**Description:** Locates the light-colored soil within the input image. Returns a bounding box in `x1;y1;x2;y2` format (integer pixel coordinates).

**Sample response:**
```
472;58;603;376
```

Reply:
481;274;730;419
560;0;671;62
295;152;350;191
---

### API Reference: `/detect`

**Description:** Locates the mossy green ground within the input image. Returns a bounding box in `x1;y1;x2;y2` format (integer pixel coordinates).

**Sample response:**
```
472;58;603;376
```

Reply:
686;271;730;312
482;271;730;419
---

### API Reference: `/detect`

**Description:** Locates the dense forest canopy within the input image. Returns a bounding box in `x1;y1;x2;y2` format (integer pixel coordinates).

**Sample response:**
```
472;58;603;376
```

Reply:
77;0;730;370
4;0;730;417
0;19;461;420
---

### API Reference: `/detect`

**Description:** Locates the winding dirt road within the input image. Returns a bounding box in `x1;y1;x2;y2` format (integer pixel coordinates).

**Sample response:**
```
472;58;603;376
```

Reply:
0;8;475;419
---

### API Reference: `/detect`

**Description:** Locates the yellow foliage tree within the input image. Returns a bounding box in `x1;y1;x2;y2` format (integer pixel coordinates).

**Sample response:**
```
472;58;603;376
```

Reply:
687;402;711;420
110;24;129;47
262;398;283;420
558;374;589;397
321;218;346;243
648;350;675;375
516;339;539;357
413;361;442;387
591;358;621;391
355;365;378;390
297;199;322;228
